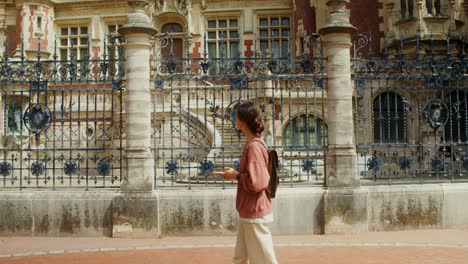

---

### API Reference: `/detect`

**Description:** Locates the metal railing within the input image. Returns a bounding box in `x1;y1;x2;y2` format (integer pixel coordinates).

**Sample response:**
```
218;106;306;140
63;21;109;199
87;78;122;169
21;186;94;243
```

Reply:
353;32;468;184
0;36;124;190
151;33;327;189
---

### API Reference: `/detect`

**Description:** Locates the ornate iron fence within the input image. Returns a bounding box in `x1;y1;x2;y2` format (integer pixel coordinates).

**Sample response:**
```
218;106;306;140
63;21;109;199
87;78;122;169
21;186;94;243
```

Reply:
353;33;468;184
0;36;124;190
151;33;327;189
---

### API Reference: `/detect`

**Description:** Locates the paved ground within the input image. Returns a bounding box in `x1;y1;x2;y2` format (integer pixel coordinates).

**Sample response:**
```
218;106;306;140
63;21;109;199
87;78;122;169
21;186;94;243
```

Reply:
1;229;468;264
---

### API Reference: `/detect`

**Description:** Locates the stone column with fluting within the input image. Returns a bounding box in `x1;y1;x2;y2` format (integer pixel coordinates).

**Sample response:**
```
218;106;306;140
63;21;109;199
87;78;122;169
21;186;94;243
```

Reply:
118;0;157;192
319;0;368;234
112;0;159;238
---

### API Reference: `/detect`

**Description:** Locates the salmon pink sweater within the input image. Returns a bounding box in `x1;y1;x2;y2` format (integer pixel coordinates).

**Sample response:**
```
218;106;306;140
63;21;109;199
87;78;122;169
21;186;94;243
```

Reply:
236;136;272;218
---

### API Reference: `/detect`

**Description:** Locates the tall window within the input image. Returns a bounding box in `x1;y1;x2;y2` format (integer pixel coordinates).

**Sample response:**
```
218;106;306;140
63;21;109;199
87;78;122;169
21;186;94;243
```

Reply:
373;92;406;143
400;0;414;18
107;24;122;60
283;115;327;149
426;0;441;16
59;26;89;60
258;16;290;58
444;91;468;142
207;18;239;58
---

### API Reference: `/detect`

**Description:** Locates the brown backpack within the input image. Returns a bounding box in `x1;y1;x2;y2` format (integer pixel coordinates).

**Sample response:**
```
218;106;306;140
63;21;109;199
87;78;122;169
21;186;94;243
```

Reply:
266;147;279;198
253;139;279;199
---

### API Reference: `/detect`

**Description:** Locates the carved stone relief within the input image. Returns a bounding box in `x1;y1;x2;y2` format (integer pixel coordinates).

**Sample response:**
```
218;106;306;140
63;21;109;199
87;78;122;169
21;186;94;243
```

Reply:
150;0;192;16
0;17;5;31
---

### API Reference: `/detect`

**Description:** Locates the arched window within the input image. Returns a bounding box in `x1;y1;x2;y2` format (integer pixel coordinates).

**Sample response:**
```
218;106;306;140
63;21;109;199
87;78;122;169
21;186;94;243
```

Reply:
444;91;468;142
283;115;327;149
373;92;406;143
162;23;183;33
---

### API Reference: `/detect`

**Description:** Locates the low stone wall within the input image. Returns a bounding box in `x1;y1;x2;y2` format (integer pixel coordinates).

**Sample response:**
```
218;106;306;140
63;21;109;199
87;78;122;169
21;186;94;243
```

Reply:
0;191;115;236
366;184;468;231
1;184;468;237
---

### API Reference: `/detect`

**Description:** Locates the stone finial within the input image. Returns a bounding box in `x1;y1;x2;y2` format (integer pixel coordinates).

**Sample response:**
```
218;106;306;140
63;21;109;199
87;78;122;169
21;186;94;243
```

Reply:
318;0;356;35
118;0;157;36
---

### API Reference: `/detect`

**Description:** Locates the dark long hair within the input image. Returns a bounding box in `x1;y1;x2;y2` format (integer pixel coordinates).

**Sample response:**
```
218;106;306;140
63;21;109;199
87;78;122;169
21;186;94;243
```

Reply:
236;101;265;135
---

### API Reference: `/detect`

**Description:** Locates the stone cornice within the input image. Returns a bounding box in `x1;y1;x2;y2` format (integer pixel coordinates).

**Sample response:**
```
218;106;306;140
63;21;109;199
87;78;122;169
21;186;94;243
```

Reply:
14;0;56;7
55;0;129;11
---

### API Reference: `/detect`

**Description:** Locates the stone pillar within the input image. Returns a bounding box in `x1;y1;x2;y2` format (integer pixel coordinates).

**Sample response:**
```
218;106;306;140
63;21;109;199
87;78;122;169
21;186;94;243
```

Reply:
112;0;159;238
319;0;358;188
0;3;5;143
319;0;368;234
118;0;157;192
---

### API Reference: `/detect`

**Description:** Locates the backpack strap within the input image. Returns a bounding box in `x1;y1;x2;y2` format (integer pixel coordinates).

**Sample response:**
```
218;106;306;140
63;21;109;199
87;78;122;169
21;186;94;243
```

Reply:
250;138;268;150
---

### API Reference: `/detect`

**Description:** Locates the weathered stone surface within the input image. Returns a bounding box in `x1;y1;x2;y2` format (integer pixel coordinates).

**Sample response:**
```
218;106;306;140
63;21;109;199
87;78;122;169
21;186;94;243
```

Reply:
368;185;443;231
271;188;325;235
2;185;468;237
0;193;33;235
112;192;159;238
442;184;468;229
0;192;115;237
158;189;238;236
324;187;368;234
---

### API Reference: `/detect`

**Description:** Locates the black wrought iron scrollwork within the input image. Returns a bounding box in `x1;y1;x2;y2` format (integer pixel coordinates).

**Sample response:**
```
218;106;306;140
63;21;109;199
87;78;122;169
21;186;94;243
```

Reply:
315;78;324;88
154;79;164;90
167;60;177;74
0;162;11;176
200;61;210;74
90;155;116;177
302;159;317;173
431;156;444;172
165;160;179;175
355;77;365;88
233;60;244;74
30;161;46;177
96;159;111;176
352;33;371;59
29;80;48;91
367;154;380;172
205;99;220;119
425;76;443;89
23;103;52;134
223;100;243;128
422;99;449;130
230;77;249;90
64;160;79;176
199;160;214;175
398;157;412;171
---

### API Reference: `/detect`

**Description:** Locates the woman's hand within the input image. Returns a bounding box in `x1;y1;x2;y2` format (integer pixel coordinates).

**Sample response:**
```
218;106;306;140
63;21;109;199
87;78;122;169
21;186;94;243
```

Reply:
218;167;239;180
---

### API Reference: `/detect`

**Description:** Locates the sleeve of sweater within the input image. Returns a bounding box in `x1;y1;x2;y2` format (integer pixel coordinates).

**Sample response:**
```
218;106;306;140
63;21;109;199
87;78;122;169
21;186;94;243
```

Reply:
239;142;269;193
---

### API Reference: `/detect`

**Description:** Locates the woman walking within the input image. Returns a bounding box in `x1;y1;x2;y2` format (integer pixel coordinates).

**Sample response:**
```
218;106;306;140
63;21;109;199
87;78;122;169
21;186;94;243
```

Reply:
219;101;278;264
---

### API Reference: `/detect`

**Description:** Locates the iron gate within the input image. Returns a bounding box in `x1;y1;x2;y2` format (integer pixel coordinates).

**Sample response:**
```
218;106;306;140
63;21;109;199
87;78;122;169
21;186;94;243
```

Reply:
353;33;468;184
151;33;327;189
0;37;124;190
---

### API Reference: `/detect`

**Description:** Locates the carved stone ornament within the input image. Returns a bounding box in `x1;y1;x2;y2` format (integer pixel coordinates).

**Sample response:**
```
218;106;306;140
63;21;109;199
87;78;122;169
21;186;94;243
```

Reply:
201;0;207;9
150;0;191;16
0;17;6;30
422;99;449;130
